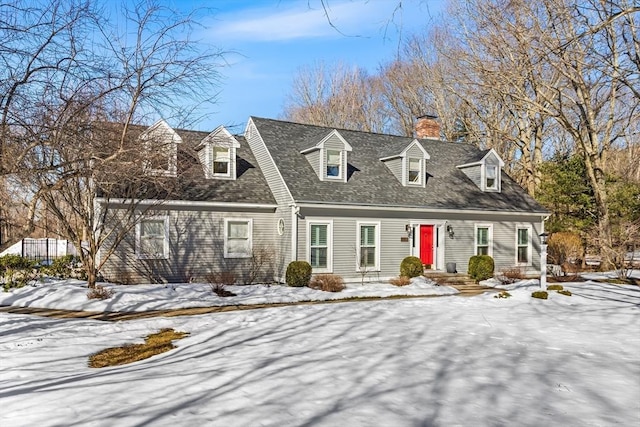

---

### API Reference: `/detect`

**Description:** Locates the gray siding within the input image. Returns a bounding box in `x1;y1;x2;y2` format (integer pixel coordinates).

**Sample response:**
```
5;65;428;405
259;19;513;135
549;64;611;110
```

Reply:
101;206;277;284
460;165;481;189
383;158;402;183
295;206;544;281
304;150;320;177
245;120;293;205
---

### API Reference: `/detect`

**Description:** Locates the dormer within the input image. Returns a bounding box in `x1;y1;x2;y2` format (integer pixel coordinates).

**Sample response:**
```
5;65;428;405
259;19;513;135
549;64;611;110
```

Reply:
140;119;181;177
196;126;241;180
457;148;505;192
379;139;430;188
300;129;352;182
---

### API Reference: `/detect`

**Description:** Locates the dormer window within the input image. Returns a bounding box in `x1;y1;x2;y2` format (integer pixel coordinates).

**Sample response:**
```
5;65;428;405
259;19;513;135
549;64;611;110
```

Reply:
140;119;181;177
300;129;352;183
486;165;498;190
197;126;240;180
379;139;429;188
457;148;505;193
213;147;230;176
408;157;422;185
326;150;342;179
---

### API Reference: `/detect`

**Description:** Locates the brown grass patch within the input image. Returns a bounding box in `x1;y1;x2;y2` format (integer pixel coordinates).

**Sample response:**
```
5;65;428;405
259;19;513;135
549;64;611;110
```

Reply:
87;285;114;300
389;276;411;286
89;328;188;368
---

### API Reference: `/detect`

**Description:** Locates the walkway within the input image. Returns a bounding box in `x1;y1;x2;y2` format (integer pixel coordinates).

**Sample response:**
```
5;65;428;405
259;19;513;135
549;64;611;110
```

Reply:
0;283;496;322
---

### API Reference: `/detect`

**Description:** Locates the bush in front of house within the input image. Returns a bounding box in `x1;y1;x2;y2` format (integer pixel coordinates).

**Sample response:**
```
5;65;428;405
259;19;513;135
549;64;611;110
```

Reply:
531;290;548;299
286;261;312;287
0;254;37;290
400;256;423;278
46;255;76;278
547;284;564;291
468;255;494;282
309;274;345;292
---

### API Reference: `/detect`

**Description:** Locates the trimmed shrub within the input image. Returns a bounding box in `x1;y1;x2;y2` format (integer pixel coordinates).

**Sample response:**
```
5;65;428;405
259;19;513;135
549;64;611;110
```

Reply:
468;255;494;282
400;256;423;278
389;276;411;287
557;289;572;296
531;290;548;299
286;261;312;287
547;284;564;291
309;274;345;292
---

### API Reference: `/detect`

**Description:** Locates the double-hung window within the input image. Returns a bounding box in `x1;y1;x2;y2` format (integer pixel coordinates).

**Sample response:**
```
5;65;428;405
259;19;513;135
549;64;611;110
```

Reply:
136;217;169;259
408;158;422;184
475;224;493;256
308;220;333;272
516;227;532;265
213;147;230;176
357;222;380;271
485;165;498;190
326;150;342;178
224;218;252;258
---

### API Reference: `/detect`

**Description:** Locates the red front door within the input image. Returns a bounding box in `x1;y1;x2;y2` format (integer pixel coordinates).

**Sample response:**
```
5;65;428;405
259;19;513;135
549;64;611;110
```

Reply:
420;225;434;266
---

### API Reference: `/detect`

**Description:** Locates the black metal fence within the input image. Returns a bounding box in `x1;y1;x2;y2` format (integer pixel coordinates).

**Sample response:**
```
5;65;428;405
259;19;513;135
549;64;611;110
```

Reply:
20;239;76;264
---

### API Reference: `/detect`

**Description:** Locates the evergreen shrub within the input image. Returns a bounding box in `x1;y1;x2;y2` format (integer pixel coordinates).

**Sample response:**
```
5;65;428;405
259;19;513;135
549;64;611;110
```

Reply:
531;290;548;299
468;255;494;282
286;261;312;287
400;256;423;278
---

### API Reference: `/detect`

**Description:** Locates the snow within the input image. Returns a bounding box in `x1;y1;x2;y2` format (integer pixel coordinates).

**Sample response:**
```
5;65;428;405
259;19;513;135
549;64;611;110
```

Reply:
0;276;456;312
1;275;639;426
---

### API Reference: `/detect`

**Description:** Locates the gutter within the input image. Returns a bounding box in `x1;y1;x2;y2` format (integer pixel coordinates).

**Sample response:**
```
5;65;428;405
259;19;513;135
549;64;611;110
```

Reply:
95;198;278;210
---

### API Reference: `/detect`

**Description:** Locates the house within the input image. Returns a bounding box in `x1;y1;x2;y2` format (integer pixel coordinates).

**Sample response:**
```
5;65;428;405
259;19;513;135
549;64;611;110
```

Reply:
99;116;549;284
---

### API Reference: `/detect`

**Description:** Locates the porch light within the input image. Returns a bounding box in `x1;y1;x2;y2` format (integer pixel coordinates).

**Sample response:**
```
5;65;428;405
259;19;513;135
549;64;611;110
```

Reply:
539;232;549;290
446;225;454;238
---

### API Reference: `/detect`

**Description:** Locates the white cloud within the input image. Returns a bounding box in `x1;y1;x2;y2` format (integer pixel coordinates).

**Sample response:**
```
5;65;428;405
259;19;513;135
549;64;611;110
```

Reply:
208;1;400;42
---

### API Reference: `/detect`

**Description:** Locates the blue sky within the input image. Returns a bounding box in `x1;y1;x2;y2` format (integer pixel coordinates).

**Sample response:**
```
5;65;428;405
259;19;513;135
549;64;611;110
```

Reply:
178;0;447;132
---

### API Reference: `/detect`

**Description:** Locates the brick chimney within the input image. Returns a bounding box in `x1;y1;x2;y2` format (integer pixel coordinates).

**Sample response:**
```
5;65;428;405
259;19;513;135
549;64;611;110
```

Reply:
415;115;440;139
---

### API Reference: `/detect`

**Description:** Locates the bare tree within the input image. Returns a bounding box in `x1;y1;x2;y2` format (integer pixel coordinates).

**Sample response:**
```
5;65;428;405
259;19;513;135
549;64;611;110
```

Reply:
1;0;224;287
283;62;388;133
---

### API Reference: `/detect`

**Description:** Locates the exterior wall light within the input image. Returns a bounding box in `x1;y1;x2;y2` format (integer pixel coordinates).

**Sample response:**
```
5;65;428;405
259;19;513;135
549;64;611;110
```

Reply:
447;225;454;238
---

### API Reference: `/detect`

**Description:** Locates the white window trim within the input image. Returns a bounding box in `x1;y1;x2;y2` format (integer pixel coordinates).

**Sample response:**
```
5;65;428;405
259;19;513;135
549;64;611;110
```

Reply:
515;225;533;266
306;219;333;273
212;146;232;178
355;221;381;272
136;216;170;260
482;164;500;192
224;218;253;258
324;149;343;180
474;224;494;257
407;157;423;186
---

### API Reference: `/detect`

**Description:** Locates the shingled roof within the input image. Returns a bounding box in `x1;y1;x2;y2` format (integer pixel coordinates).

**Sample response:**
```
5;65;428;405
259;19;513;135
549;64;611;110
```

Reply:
250;117;547;213
169;129;276;205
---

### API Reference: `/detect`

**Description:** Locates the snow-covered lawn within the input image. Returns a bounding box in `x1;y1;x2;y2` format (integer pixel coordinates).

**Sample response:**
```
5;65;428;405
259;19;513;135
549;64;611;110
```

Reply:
1;276;639;426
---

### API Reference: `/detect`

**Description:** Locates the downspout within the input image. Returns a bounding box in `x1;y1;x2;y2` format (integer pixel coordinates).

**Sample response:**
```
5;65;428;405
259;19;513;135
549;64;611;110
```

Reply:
291;204;300;263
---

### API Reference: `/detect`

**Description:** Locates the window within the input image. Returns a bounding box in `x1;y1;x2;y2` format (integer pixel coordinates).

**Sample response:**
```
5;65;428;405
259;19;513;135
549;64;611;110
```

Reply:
307;220;333;272
475;225;493;256
213;147;230;176
136;217;169;259
486;165;498;190
408;158;422;184
516;227;532;265
326;150;342;178
357;222;380;271
224;218;252;258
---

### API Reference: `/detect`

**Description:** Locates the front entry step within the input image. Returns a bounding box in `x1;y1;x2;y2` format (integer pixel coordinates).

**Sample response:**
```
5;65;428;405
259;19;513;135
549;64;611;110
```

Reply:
422;272;477;287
